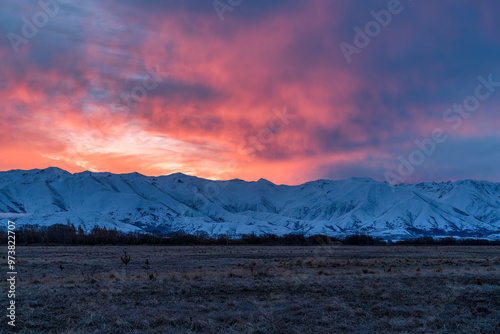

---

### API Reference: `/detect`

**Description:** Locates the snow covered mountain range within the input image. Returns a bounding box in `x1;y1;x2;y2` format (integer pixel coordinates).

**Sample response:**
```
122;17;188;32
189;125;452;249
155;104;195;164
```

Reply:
1;167;500;240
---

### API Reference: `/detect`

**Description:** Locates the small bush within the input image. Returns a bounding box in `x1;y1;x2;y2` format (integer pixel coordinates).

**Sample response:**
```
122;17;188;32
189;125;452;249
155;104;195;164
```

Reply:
121;250;131;266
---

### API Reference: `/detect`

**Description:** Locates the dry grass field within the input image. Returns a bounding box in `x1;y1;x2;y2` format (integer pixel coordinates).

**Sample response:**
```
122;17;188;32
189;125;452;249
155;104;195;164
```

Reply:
1;245;499;333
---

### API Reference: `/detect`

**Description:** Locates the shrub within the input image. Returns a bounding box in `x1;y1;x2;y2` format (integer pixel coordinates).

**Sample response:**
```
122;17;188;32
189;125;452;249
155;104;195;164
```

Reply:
121;250;131;266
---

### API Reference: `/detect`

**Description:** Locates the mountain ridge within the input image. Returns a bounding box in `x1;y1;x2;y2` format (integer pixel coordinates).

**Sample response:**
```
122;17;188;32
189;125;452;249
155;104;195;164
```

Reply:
1;167;500;240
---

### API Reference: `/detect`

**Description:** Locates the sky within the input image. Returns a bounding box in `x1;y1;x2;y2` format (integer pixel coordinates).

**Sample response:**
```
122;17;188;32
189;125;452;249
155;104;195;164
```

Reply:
1;0;500;185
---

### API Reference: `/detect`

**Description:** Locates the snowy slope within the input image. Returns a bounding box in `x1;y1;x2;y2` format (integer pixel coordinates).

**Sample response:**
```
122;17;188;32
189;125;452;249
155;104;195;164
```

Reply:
1;167;500;239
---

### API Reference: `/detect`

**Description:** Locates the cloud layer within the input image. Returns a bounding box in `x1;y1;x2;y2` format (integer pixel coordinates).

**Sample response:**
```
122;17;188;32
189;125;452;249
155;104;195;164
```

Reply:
1;0;500;184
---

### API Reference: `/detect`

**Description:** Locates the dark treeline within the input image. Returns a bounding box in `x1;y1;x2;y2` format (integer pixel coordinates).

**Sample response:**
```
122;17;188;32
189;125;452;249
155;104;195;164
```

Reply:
1;224;499;246
392;236;500;246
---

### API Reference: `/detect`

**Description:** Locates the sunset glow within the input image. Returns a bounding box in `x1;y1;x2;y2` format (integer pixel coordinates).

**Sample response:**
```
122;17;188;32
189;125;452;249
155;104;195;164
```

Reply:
2;0;500;184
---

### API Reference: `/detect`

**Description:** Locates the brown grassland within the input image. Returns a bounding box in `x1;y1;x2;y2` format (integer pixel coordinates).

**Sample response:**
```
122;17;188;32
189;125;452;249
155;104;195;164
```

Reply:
1;245;499;333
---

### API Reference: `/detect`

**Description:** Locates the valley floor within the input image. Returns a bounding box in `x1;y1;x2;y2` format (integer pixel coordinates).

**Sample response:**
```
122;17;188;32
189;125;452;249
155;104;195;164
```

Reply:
1;245;499;333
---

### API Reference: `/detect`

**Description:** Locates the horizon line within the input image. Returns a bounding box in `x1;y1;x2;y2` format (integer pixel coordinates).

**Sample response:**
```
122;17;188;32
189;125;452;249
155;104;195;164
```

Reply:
1;166;498;187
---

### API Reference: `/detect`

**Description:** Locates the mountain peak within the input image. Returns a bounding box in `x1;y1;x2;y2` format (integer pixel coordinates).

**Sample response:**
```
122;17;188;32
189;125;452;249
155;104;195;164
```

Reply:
257;177;270;182
38;167;71;176
347;177;376;182
256;178;275;186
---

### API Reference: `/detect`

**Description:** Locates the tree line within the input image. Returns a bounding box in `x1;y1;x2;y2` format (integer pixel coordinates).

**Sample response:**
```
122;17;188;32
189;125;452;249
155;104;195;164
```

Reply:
1;224;499;246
